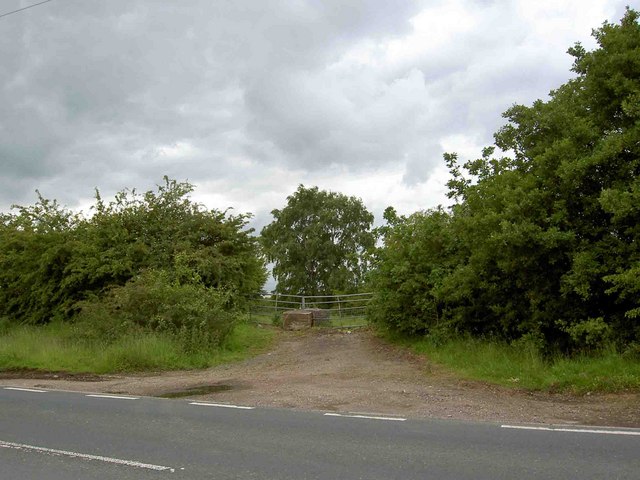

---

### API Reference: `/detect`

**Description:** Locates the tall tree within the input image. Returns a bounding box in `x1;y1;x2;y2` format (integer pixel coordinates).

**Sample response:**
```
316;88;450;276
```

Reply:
261;185;375;296
369;9;640;352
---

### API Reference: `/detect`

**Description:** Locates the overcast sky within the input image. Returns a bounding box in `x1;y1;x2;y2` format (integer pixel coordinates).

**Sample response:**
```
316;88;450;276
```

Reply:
0;0;630;230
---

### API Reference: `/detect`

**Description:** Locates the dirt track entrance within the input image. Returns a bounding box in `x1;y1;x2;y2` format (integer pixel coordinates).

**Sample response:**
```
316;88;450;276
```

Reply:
1;328;638;427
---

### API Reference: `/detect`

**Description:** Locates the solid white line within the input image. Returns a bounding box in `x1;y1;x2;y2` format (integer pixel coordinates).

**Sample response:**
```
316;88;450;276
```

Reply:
0;440;174;472
86;394;139;400
4;387;47;393
324;413;406;422
190;402;254;410
501;425;640;436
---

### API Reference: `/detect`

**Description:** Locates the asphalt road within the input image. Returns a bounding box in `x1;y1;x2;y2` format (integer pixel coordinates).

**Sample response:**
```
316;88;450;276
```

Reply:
1;386;638;479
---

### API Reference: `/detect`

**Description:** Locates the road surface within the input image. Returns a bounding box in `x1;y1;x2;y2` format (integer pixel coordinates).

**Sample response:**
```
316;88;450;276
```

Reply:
1;386;638;479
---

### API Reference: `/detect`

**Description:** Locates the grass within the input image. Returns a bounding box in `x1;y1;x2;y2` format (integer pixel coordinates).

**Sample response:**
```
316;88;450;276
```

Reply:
386;333;640;394
0;321;274;374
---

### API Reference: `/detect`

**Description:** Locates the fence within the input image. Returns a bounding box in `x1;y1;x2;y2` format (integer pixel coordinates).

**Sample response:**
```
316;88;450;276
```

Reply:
248;292;373;328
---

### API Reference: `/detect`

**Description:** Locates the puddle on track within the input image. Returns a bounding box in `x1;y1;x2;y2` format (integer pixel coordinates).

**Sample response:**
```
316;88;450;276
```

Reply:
157;384;235;398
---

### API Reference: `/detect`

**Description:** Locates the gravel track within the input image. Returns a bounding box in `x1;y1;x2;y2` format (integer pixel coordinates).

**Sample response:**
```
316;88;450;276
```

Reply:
1;328;638;427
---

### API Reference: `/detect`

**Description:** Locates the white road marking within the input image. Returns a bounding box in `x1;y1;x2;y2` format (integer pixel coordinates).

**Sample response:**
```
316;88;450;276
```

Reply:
501;425;640;436
0;440;174;472
324;413;406;422
86;394;139;400
190;402;254;410
3;387;47;393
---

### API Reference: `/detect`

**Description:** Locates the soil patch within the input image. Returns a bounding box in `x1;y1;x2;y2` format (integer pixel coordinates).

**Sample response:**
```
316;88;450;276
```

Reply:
157;383;237;398
1;328;638;427
0;369;107;382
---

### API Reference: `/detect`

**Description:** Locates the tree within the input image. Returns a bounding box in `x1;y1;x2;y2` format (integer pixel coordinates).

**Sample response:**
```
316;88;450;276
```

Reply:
0;177;266;324
368;207;457;335
369;9;640;352
461;8;640;350
261;185;375;296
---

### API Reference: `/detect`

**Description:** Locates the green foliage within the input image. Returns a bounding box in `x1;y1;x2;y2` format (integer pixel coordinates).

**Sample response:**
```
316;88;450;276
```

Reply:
0;321;274;373
76;267;236;352
261;185;375;296
0;194;81;323
370;9;640;352
0;177;266;325
368;208;455;335
0;317;11;336
395;334;640;394
559;317;611;351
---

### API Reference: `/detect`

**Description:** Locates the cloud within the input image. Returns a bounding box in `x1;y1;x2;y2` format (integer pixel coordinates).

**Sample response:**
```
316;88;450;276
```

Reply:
0;0;630;227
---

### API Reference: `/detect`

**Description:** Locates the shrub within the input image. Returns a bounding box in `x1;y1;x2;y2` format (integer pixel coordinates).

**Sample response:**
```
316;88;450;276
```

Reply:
76;267;236;352
0;177;266;326
560;317;612;352
369;10;640;353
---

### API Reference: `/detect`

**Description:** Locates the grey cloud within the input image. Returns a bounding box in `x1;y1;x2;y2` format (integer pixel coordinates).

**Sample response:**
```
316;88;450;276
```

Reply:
2;0;421;206
244;67;435;173
0;0;629;219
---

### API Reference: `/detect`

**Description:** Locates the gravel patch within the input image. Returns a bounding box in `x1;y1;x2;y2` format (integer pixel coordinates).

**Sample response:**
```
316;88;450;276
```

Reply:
1;328;638;427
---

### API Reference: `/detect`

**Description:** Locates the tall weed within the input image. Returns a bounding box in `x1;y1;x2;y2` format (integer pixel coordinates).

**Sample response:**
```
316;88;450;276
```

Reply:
0;321;273;373
389;333;640;394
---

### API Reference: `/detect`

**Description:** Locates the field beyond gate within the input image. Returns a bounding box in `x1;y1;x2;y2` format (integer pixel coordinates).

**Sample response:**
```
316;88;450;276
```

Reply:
249;293;372;328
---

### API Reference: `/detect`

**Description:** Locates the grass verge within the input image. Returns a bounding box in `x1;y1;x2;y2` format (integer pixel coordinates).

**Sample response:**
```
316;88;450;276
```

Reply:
385;333;640;394
0;321;274;374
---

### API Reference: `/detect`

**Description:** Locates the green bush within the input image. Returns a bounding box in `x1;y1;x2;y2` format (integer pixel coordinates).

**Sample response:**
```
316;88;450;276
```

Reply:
0;317;11;336
0;177;266;326
560;317;612;351
76;267;236;352
368;207;454;336
369;10;640;353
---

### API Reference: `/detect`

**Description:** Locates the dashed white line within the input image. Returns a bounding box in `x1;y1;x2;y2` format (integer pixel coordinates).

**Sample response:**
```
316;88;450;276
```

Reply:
4;387;47;393
86;394;139;400
324;413;406;422
190;402;254;410
501;425;640;436
0;440;174;472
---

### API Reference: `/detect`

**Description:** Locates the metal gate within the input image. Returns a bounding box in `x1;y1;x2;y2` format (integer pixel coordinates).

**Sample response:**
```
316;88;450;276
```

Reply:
249;292;372;328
